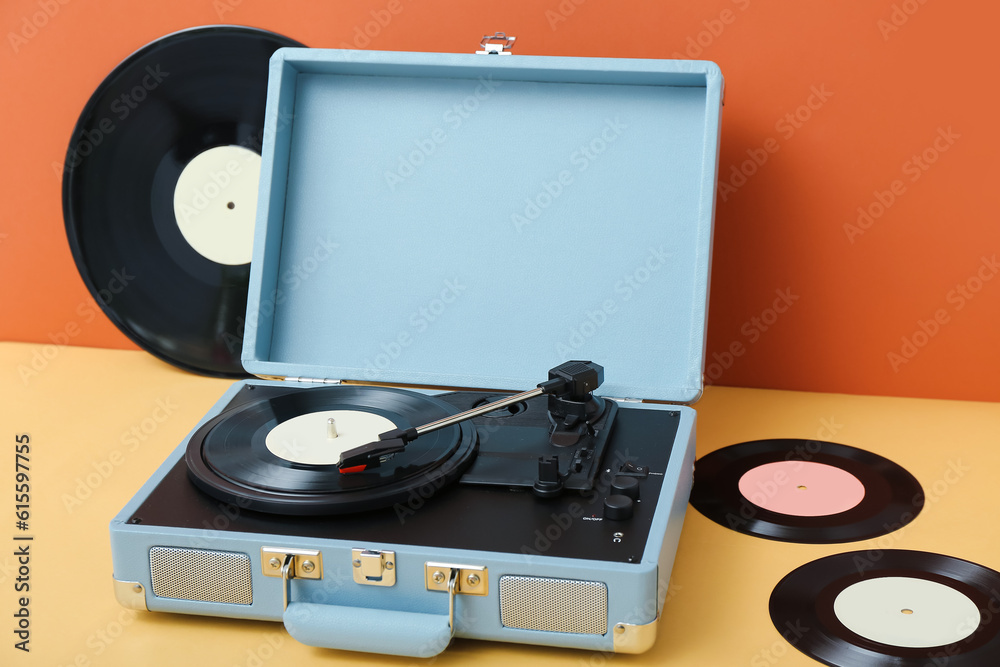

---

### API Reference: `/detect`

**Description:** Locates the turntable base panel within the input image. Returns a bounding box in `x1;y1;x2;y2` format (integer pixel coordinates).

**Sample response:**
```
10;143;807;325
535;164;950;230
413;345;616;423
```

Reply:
129;385;681;564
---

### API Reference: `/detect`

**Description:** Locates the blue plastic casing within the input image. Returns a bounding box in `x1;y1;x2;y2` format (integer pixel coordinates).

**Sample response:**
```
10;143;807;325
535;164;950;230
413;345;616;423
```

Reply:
111;47;722;658
243;48;721;402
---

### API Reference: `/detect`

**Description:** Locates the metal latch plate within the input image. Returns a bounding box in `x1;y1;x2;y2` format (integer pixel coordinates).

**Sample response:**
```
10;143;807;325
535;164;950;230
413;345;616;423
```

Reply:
425;562;488;596
261;547;323;579
352;549;396;586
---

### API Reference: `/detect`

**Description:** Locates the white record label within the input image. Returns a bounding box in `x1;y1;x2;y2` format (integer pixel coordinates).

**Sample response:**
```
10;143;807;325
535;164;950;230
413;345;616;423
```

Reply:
172;145;261;265
265;410;396;466
833;576;980;648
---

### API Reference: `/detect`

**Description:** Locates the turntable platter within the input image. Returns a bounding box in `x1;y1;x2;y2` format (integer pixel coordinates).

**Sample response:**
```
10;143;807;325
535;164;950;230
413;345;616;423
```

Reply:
185;385;478;515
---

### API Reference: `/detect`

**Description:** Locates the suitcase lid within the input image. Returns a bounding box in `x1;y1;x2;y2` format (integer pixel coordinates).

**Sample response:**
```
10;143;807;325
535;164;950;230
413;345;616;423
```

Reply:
244;47;722;403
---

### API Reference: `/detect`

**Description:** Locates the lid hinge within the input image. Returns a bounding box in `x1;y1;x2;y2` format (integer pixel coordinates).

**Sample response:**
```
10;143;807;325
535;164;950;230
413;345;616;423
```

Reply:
285;377;342;385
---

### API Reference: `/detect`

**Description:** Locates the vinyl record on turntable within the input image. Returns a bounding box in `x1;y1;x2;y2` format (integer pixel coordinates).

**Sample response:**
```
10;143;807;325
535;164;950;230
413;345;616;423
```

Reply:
689;439;923;543
769;550;1000;666
62;26;304;377
185;385;479;515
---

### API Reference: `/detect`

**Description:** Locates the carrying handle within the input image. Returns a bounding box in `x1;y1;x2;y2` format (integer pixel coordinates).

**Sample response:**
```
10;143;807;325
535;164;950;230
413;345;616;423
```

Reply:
278;564;459;658
282;602;453;658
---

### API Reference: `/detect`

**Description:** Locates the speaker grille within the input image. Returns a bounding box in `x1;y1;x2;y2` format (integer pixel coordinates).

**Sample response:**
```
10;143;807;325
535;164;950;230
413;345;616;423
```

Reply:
499;575;607;634
149;546;252;605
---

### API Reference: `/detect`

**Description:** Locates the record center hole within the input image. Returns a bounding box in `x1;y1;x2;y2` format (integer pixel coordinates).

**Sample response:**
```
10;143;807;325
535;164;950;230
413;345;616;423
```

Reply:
901;608;914;615
227;201;235;210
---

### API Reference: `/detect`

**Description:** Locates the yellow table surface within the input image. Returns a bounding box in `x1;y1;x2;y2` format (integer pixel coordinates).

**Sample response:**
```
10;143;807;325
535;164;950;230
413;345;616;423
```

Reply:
3;341;999;666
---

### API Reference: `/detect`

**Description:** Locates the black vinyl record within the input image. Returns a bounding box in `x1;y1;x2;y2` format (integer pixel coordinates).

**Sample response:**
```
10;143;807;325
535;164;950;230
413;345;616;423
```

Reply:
63;26;303;377
769;550;1000;666
690;439;923;543
185;385;478;515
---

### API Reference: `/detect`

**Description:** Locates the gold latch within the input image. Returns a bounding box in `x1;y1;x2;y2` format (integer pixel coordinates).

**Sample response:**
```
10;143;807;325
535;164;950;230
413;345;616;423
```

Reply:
424;563;488;634
352;549;396;586
261;547;323;610
424;562;488;596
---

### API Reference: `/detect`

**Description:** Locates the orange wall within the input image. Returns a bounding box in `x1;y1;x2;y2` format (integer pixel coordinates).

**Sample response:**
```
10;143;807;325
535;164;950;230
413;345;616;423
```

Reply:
2;0;997;401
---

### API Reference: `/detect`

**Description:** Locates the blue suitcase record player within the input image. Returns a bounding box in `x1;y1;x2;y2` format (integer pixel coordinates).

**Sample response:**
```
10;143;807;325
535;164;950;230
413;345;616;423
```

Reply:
109;36;723;657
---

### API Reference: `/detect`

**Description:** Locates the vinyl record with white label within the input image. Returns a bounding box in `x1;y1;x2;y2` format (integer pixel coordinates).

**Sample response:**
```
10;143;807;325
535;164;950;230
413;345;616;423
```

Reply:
185;385;478;515
690;439;923;543
769;550;1000;666
63;26;303;376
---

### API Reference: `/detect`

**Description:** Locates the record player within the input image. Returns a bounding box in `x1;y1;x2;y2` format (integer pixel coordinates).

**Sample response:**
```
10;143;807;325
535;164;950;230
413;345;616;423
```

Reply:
109;39;723;657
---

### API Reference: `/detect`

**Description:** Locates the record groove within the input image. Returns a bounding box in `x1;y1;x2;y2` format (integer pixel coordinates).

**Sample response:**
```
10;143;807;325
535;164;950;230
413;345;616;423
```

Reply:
185;385;478;515
769;550;1000;666
690;439;923;543
63;26;303;376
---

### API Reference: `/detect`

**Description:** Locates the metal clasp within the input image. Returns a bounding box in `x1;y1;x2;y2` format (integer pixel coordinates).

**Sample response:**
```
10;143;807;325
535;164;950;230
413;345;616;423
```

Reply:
477;32;515;55
351;549;396;586
425;563;488;635
261;547;323;611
